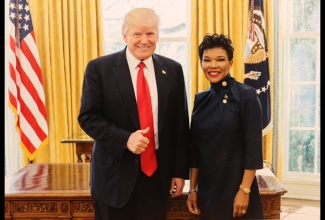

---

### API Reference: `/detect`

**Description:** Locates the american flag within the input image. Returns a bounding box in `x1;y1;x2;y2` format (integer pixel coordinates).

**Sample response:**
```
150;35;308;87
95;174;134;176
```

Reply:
244;0;272;136
8;0;48;160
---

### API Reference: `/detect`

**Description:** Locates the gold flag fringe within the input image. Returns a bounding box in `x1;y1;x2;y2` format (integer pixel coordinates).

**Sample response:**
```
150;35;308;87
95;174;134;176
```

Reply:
262;121;273;136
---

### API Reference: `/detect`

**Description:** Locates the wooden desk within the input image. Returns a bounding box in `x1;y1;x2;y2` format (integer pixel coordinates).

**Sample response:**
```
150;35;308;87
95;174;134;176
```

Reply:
256;166;288;219
61;136;94;163
5;163;93;220
5;163;286;219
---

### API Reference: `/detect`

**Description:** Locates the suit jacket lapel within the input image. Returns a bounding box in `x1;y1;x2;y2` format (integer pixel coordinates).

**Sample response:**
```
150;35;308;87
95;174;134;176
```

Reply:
153;55;168;133
112;51;170;131
113;49;140;128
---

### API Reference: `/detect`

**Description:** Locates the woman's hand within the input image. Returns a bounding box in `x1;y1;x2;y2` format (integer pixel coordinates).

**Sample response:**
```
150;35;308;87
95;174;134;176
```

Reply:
232;189;249;218
186;192;200;215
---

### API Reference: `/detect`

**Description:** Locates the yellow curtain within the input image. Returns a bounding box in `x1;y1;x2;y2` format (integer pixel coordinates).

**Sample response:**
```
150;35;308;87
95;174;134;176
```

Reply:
190;0;279;177
25;0;103;165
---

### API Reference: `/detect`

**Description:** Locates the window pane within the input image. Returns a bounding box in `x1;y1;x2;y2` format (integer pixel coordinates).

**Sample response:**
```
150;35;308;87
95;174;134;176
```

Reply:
289;85;316;127
290;38;316;82
102;0;187;41
105;43;126;55
317;131;320;173
293;0;320;32
289;130;315;172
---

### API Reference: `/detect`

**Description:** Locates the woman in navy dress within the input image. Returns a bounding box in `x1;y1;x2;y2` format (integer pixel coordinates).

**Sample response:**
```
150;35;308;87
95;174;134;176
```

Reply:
186;33;264;219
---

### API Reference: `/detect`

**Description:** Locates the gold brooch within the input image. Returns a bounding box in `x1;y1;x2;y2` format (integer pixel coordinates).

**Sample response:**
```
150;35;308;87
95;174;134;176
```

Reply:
223;94;228;104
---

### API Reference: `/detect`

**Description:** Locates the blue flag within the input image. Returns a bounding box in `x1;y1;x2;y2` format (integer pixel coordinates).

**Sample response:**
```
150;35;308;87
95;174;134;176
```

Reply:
244;0;272;136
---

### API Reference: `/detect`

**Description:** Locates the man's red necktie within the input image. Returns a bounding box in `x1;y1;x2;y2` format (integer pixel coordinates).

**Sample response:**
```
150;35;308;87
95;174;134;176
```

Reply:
136;62;157;177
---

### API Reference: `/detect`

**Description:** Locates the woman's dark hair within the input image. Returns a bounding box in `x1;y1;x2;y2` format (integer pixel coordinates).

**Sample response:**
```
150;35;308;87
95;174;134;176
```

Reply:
198;33;234;62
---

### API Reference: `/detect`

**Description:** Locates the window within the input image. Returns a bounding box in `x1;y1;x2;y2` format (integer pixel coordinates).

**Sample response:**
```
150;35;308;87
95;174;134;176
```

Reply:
280;0;320;200
101;0;190;101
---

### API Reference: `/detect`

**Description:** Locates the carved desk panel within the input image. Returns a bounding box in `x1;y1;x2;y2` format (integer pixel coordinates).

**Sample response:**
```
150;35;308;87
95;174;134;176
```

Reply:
5;163;286;219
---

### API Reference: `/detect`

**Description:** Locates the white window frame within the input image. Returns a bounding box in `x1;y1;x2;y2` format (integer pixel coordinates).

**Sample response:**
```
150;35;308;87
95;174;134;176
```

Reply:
280;0;320;200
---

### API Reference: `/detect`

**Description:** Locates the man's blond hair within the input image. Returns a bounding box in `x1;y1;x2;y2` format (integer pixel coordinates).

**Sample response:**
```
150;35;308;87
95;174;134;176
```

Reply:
122;8;160;35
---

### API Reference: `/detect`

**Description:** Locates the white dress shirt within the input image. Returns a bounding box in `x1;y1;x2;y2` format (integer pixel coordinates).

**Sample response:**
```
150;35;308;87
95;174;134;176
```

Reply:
126;47;159;150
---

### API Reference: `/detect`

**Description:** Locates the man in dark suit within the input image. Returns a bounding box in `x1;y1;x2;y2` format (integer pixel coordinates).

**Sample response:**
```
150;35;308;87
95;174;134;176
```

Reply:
78;7;190;220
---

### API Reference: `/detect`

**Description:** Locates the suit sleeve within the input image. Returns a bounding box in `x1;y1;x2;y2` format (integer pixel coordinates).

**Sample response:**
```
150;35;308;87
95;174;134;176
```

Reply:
78;60;131;158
